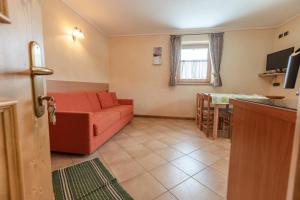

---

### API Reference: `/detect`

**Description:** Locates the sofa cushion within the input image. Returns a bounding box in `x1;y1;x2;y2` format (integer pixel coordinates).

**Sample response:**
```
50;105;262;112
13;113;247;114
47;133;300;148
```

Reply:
110;92;120;106
49;92;93;112
103;105;133;118
86;92;102;112
93;111;120;136
97;92;115;109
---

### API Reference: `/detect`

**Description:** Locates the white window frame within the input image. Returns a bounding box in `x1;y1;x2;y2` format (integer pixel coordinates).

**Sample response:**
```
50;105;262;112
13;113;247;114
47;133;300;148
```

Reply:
177;43;211;85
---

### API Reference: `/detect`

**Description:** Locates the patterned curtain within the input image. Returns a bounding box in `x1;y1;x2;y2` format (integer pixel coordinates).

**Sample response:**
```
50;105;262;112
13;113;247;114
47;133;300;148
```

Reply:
169;35;182;86
209;32;224;87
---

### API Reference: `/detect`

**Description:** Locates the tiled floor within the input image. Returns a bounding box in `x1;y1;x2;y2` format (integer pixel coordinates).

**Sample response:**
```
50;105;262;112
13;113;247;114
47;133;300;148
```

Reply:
51;117;231;200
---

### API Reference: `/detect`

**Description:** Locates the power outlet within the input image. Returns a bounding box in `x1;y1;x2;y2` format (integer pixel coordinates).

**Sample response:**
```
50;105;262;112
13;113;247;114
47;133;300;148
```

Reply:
278;31;289;39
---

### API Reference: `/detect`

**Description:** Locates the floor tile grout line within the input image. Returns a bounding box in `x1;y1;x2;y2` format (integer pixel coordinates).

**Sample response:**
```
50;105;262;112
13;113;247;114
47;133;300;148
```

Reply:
191;175;227;199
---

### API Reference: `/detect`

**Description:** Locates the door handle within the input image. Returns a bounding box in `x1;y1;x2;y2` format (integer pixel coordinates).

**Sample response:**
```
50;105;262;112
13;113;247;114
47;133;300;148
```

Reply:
29;41;54;118
31;66;54;76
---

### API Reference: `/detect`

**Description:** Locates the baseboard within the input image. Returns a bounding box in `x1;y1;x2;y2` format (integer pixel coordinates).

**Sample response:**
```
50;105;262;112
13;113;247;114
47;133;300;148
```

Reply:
134;114;195;120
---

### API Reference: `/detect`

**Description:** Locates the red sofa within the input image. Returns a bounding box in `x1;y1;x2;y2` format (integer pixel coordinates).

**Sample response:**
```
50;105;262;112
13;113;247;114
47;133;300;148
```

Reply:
48;91;133;154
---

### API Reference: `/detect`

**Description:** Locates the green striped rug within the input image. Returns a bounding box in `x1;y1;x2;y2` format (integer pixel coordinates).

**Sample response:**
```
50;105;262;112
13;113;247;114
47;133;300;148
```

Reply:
52;158;133;200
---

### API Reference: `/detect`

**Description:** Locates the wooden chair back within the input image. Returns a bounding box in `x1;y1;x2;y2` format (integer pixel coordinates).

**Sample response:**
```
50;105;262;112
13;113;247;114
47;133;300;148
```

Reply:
202;93;213;136
196;93;205;126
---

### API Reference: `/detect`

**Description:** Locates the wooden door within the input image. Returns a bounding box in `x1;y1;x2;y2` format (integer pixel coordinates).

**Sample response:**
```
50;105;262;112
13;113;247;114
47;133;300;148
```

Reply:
0;0;53;199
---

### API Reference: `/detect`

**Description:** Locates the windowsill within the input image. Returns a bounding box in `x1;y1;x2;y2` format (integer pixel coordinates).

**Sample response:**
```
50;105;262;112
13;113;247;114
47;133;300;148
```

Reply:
176;81;211;86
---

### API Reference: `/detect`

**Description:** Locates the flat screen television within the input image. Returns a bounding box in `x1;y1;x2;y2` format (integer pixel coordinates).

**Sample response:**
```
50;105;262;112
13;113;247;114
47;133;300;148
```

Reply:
266;47;295;71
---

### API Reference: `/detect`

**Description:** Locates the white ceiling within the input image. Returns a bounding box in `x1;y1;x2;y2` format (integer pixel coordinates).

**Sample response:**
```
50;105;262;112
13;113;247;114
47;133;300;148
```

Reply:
62;0;300;36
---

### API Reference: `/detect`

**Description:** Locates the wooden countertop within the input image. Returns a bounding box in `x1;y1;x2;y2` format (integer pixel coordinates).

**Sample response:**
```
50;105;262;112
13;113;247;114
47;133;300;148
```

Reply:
230;99;297;123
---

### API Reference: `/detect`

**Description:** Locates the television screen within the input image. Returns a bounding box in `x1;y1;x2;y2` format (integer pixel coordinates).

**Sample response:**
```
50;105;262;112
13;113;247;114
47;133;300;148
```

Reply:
266;47;295;71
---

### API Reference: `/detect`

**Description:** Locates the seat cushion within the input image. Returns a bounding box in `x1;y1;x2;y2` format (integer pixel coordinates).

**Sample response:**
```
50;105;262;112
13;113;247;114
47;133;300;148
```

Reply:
86;92;102;112
93;111;120;136
97;92;115;109
103;105;133;118
49;92;93;112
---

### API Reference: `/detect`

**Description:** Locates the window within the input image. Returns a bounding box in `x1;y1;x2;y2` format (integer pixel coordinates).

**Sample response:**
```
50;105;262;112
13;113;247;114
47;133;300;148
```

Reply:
177;44;211;84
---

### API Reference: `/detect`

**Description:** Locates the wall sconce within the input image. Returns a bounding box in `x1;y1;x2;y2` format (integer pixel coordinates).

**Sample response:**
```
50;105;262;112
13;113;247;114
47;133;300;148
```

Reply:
72;27;84;41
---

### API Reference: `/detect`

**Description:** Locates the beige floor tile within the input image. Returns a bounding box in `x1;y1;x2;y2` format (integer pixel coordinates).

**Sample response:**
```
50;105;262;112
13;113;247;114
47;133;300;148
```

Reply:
224;156;230;161
189;150;221;165
170;178;222;200
185;138;212;149
112;133;131;141
150;163;189;189
143;140;168;150
148;132;169;140
201;144;230;158
122;173;167;200
136;153;167;170
51;153;74;170
151;125;171;132
133;134;153;143
170;133;192;141
124;144;151;158
51;117;230;200
155;192;177;200
100;149;131;164
193;168;228;198
155;147;184;161
159;136;181;145
171;156;207;176
126;130;147;137
115;137;139;148
210;159;229;177
72;151;102;164
109;159;145;182
98;141;122;153
172;142;200;154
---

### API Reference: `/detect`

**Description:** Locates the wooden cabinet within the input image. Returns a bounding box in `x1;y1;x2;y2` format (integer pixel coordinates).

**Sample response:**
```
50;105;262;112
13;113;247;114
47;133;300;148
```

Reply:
228;99;297;200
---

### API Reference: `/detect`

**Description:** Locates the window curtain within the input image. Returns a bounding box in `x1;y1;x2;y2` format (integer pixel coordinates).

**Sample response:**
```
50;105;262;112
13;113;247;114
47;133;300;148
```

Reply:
209;32;224;87
169;35;182;86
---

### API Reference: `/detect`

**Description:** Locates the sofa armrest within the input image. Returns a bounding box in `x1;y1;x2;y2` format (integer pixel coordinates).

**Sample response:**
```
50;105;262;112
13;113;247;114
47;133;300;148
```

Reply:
49;111;93;154
118;99;134;105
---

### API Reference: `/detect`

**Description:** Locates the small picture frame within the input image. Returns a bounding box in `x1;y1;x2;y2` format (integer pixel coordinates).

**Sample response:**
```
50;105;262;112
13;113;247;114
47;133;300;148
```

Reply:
153;47;162;65
0;0;10;24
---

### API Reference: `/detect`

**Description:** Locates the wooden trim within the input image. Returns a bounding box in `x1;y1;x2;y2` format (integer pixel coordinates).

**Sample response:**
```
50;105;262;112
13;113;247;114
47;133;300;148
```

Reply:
46;80;109;93
176;80;210;85
287;98;300;200
0;0;10;24
0;101;24;200
134;114;195;120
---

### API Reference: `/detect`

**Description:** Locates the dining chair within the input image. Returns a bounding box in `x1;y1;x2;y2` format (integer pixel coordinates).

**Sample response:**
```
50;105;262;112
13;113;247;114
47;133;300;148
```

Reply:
196;93;201;126
218;105;233;139
200;93;214;137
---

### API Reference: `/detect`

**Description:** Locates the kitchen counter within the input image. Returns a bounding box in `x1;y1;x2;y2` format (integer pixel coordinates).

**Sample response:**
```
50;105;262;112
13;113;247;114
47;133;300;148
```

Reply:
235;98;298;110
227;99;297;200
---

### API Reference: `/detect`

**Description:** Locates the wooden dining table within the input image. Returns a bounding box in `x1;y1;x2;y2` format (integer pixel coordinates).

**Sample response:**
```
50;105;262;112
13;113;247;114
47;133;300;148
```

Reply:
206;93;268;139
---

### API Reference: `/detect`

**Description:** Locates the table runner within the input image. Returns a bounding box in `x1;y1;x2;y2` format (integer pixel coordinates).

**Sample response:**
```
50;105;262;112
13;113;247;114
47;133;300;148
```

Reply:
207;93;268;104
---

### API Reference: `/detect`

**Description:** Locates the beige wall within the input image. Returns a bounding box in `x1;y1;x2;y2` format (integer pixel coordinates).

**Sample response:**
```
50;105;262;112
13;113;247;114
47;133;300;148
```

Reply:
109;30;274;117
42;0;110;83
267;16;300;107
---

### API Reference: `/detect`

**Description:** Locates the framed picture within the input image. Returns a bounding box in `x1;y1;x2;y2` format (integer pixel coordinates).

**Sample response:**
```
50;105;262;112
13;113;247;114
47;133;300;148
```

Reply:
153;47;162;65
0;0;10;24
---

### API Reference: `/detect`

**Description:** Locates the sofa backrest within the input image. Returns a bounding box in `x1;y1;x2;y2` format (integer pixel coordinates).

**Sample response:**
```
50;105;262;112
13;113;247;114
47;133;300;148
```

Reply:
49;92;101;112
